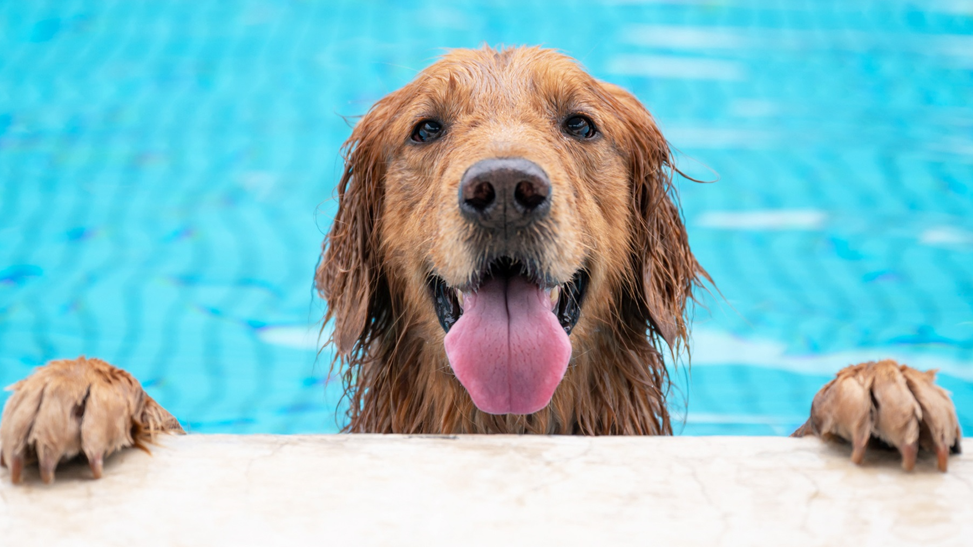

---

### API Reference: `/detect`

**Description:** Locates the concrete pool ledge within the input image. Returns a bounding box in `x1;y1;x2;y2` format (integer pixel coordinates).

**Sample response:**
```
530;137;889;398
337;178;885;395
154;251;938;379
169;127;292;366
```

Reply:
1;435;970;546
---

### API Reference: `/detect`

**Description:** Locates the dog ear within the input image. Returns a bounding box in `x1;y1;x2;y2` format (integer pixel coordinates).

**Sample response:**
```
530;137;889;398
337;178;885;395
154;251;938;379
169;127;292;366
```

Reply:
599;83;707;351
316;92;406;355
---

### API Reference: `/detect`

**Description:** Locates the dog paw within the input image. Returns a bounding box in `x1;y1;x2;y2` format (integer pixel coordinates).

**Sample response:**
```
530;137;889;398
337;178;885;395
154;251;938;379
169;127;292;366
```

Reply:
794;360;962;472
0;356;183;484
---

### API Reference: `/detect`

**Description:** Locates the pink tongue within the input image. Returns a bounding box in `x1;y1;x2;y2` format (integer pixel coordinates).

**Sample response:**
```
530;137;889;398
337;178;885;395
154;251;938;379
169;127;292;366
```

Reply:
443;276;572;415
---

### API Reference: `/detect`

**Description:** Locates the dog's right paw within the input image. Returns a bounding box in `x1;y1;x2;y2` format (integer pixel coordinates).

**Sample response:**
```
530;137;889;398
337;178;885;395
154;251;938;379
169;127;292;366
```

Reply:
0;356;182;484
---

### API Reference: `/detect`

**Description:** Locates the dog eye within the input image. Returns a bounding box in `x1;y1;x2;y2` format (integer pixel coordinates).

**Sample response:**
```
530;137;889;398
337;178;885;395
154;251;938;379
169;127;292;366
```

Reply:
563;115;596;139
411;119;444;143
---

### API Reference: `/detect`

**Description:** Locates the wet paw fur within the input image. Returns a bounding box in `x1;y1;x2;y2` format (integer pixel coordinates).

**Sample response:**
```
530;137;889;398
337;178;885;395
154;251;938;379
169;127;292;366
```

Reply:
794;360;962;472
0;356;182;484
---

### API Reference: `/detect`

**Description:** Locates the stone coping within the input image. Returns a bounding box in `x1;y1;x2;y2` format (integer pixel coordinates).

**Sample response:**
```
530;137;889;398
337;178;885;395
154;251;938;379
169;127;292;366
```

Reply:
1;435;970;546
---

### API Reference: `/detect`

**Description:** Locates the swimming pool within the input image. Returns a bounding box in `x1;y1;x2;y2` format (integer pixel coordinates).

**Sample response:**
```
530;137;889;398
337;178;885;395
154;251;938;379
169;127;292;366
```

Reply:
1;0;971;435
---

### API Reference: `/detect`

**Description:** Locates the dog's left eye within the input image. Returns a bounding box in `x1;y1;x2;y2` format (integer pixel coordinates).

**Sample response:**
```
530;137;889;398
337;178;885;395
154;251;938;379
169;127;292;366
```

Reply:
411;119;444;143
563;115;596;139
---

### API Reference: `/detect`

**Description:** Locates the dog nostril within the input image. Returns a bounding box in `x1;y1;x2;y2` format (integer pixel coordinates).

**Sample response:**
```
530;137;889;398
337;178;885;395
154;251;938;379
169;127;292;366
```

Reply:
514;180;547;211
464;181;496;212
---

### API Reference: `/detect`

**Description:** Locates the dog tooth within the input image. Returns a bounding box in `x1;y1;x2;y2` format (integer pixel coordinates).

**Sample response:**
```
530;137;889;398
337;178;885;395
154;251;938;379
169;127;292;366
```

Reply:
549;286;560;309
455;289;464;309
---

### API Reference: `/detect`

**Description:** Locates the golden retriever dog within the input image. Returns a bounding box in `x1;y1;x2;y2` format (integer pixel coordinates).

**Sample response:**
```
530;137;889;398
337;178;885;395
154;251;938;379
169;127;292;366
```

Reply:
0;46;961;484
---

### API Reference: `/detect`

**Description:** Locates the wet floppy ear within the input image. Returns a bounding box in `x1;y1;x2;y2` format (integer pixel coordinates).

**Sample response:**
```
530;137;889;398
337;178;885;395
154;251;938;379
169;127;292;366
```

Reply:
316;94;403;355
600;83;707;351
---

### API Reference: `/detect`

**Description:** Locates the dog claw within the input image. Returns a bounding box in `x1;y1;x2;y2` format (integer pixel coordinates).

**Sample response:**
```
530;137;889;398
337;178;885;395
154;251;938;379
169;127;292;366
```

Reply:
39;451;58;484
937;445;949;473
10;455;23;485
900;441;918;472
851;436;868;465
88;453;104;479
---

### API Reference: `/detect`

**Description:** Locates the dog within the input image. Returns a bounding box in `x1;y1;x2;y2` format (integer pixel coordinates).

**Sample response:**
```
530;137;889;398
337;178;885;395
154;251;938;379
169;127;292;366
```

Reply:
0;46;961;484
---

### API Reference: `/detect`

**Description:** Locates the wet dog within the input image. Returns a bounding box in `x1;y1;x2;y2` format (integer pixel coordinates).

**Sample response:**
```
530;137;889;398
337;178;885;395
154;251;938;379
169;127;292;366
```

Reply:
0;47;960;484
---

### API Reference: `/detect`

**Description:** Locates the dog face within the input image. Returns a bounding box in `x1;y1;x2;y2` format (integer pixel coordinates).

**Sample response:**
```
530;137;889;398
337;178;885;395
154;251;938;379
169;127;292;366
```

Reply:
318;47;702;422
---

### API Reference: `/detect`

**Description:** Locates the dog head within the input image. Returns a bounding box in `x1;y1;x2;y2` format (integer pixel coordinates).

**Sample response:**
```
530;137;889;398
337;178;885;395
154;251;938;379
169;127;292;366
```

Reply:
317;46;704;419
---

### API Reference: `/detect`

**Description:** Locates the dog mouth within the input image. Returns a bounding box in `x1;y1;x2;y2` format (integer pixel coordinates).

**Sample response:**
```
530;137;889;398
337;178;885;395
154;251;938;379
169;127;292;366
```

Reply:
428;257;589;415
430;257;590;336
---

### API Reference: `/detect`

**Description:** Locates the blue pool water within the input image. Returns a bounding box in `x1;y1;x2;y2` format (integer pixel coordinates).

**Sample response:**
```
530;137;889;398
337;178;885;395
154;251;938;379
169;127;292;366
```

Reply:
1;1;971;435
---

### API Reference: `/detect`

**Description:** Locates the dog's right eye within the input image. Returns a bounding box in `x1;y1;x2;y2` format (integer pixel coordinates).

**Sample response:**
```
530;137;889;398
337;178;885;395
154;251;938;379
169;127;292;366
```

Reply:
411;119;444;143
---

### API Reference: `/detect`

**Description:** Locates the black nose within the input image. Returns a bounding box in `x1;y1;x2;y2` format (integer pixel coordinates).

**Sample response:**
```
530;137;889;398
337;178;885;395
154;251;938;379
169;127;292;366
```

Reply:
459;158;551;232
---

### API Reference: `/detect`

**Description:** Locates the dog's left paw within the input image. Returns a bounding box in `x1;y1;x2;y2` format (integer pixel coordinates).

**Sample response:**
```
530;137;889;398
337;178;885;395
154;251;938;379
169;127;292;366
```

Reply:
794;360;962;472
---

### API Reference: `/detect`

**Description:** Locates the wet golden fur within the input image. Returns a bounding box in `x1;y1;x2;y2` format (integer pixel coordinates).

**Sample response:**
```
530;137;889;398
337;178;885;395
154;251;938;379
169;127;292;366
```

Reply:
0;50;961;486
316;46;708;435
